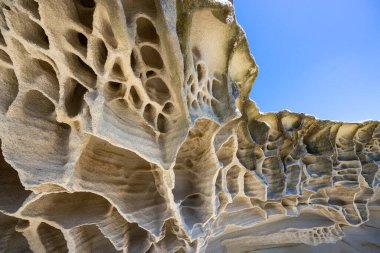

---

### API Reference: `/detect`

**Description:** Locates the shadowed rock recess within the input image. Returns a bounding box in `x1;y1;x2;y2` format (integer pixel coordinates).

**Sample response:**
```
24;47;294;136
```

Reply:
0;0;379;252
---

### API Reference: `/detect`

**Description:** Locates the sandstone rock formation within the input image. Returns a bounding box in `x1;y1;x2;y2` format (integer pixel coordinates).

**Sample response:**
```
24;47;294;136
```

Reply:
0;0;379;252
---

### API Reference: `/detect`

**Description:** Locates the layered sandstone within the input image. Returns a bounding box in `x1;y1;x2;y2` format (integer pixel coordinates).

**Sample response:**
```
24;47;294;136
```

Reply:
0;0;379;252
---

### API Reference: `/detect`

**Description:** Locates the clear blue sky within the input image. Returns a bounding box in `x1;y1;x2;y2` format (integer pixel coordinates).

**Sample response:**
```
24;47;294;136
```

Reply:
235;0;380;122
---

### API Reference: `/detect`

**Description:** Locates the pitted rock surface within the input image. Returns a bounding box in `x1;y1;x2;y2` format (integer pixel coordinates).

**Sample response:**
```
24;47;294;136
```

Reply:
0;0;379;252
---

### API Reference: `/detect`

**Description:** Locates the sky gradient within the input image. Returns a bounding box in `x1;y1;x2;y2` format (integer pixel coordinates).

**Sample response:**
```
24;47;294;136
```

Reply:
235;0;380;122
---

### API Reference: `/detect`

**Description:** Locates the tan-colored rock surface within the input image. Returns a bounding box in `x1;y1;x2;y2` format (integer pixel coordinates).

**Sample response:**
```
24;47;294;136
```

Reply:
0;0;379;252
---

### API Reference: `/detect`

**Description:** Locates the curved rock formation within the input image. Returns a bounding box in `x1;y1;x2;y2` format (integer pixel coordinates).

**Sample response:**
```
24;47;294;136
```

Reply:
0;0;379;252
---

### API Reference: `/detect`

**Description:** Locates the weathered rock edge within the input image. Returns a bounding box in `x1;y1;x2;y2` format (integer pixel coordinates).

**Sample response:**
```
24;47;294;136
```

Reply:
0;0;379;252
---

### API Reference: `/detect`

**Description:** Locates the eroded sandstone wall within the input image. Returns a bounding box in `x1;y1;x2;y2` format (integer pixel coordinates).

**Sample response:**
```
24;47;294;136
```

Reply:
0;0;379;252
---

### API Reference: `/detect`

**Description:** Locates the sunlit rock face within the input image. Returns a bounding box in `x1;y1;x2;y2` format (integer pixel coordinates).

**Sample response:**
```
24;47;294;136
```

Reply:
0;0;379;252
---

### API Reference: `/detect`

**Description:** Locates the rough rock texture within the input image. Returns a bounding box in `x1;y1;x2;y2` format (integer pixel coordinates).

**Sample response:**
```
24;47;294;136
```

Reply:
0;0;379;252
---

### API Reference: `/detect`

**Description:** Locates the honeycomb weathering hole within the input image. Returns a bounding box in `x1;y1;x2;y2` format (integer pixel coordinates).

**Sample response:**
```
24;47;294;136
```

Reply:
190;83;196;94
129;86;142;109
136;16;159;43
212;79;224;101
0;31;5;45
107;81;122;92
93;39;108;71
79;0;95;8
157;113;168;133
110;60;126;81
130;50;138;74
146;70;156;78
17;0;40;20
143;103;156;127
73;54;97;86
0;1;379;253
196;63;206;83
0;69;18;114
101;15;117;49
37;222;69;253
23;18;50;49
77;32;88;47
140;45;164;69
65;79;88;117
35;59;60;95
23;90;55;118
36;59;55;75
145;77;170;104
73;0;95;30
104;81;126;101
162;102;174;114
